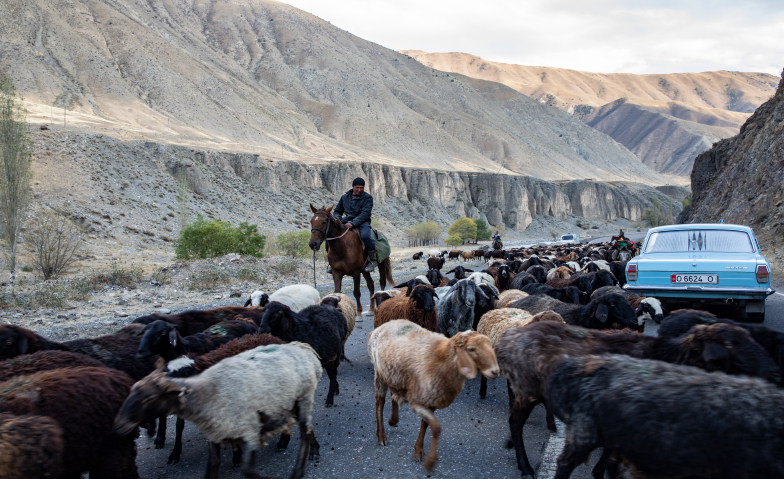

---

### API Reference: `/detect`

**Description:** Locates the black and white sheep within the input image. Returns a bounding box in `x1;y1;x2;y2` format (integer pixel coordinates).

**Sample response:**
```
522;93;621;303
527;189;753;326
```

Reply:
591;285;665;325
436;279;489;338
136;319;258;363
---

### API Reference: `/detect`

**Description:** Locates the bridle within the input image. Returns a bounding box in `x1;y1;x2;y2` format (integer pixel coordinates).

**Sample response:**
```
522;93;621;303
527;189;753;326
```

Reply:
310;211;351;248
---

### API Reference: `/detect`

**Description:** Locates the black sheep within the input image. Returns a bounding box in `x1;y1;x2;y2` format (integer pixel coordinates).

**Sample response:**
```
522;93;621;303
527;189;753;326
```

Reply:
258;301;345;406
393;278;426;292
525;265;547;283
472;283;500;330
546;272;593;297
133;306;265;336
609;261;627;286
520;283;582;304
494;265;515;292
0;325;68;360
426;256;445;271
545;354;784;479
445;265;474;283
0;412;64;479
0;350;106;382
0;367;139;479
136;319;258;362
425;268;446;286
585;269;619;289
509;273;538;290
509;293;640;331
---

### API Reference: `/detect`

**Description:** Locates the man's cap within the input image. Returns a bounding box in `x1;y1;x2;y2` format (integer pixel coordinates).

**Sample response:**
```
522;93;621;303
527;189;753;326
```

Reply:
352;177;365;187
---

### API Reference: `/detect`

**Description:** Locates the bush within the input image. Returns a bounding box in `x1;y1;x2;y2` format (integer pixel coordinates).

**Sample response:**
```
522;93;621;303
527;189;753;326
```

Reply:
643;196;673;227
175;215;266;260
273;258;300;275
405;221;442;243
445;234;463;246
275;231;311;258
26;212;85;280
683;194;692;208
238;267;263;282
448;217;477;243
187;265;229;290
473;218;491;241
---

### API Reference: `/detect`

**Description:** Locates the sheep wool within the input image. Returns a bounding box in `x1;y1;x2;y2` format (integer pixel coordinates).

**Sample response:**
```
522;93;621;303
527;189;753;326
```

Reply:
496;290;529;309
269;284;321;312
0;413;64;479
373;285;438;332
322;293;357;334
477;309;564;348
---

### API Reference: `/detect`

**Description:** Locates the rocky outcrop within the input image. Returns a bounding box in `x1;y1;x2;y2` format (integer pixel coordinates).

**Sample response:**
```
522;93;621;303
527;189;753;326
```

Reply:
681;69;784;251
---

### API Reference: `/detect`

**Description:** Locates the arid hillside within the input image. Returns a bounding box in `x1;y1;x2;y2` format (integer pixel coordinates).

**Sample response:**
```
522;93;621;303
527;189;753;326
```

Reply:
680;69;784;253
0;0;665;184
403;50;778;176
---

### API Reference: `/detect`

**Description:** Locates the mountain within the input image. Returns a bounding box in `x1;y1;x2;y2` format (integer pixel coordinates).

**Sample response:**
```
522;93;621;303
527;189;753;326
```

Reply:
679;69;784;252
0;0;664;184
402;50;778;176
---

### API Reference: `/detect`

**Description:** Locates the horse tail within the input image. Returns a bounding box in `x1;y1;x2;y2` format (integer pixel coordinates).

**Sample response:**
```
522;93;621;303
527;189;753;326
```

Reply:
379;257;394;290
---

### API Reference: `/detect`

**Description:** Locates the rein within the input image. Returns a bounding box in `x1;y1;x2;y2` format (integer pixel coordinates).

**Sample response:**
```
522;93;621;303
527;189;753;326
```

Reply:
310;211;354;289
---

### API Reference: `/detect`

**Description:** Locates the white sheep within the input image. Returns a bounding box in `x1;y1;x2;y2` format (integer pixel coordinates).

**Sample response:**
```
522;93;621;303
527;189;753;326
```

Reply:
428;249;441;259
114;342;322;478
415;275;432;285
368;320;499;472
467;272;495;287
245;285;320;311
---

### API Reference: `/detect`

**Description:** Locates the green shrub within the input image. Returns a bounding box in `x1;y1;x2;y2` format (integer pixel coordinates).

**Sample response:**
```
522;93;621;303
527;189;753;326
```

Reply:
175;215;266;260
445;234;463;246
275;231;311;258
20;265;32;272
473;218;491;241
448;218;477;242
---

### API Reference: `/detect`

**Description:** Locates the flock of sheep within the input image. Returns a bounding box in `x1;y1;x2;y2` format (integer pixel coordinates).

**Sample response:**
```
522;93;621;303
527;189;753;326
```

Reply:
0;242;782;479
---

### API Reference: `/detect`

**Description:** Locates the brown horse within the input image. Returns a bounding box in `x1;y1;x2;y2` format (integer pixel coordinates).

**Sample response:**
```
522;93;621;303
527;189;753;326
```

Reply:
309;205;394;314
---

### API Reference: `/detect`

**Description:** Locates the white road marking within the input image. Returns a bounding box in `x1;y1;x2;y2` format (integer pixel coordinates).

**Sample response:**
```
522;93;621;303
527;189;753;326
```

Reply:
776;292;784;298
538;419;566;479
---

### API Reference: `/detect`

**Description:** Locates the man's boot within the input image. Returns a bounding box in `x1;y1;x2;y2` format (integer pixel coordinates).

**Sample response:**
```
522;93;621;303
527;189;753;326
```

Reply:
364;250;378;273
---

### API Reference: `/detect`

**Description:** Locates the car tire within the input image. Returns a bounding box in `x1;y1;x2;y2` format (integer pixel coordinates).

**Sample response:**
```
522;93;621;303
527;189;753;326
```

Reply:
746;312;765;323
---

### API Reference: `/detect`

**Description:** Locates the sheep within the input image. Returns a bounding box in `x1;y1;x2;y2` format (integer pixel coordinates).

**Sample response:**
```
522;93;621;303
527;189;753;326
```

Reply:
259;301;345;407
0;350;106;382
585;269;619;289
473;249;486;259
321;294;356;360
546;265;574;281
509;273;538;290
467;271;495;287
476;309;564;399
496;290;529;309
461;250;475;262
243;290;269;307
591;285;665;325
369;289;403;313
0;413;64;479
136;319;258;363
609;261;627;286
162;333;287;465
425;268;448;286
269;284;322;312
525;265;547;283
445;265;474;286
412;252;424;260
545;354;784;479
436;280;488;338
368;320;499;472
428;249;441;258
0;367;138;479
427;256;445;271
473;283;500;329
0;324;69;360
565;260;581;271
134;306;265;336
509;293;640;331
493;265;515;292
115;342;322;479
496;320;781;478
448;250;461;260
374;284;439;332
520;283;584;304
546;272;593;298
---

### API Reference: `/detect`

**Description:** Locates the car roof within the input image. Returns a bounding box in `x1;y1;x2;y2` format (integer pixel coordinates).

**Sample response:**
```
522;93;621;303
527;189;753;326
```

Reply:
646;224;754;234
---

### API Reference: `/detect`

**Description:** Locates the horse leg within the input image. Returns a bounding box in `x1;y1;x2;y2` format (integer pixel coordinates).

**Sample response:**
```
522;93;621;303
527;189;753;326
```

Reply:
363;271;375;309
332;271;342;294
352;273;363;315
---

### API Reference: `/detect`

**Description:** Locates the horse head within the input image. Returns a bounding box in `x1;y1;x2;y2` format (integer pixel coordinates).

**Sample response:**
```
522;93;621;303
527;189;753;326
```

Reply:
309;204;337;251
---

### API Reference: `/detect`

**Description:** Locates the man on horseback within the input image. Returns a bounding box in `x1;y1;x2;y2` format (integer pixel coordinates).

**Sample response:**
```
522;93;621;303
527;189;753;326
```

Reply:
331;177;377;273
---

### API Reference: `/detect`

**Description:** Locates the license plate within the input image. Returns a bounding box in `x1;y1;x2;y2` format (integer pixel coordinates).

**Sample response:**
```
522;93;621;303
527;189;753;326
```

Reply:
671;274;718;284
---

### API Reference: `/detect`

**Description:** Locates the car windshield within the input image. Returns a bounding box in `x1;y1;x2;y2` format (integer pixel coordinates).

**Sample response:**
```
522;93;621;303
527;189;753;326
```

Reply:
644;230;755;254
562;235;573;240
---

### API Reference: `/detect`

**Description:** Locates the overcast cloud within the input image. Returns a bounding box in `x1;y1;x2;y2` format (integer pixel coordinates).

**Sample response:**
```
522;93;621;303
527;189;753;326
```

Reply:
281;0;784;75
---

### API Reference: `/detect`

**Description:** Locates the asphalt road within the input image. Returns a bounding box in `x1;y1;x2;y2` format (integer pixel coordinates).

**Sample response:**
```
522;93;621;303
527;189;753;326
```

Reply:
132;273;784;479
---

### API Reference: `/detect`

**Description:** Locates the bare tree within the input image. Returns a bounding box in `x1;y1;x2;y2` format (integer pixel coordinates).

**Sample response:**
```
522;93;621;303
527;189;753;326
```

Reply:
0;75;33;291
27;211;84;280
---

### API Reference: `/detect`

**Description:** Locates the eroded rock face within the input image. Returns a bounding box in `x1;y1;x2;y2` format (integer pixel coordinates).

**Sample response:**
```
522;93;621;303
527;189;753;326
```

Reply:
682;69;784;251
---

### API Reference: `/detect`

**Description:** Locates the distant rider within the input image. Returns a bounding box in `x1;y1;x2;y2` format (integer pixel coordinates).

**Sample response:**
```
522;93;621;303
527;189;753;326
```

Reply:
492;230;502;249
331;177;377;273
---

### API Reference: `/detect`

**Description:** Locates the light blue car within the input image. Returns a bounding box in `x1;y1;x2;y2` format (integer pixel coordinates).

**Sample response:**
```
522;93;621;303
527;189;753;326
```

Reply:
623;224;775;322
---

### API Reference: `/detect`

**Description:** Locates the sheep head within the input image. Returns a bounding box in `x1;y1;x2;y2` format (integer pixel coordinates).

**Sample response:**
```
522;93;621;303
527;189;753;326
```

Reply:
115;363;185;436
592;294;640;331
258;302;293;335
137;320;182;362
477;284;499;308
454;280;477;308
0;325;35;360
450;331;498;380
425;269;442;287
679;324;781;385
245;291;269;308
410;285;437;312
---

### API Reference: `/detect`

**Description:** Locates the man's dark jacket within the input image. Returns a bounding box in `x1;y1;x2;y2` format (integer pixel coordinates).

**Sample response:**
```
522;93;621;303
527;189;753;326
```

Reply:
334;190;373;227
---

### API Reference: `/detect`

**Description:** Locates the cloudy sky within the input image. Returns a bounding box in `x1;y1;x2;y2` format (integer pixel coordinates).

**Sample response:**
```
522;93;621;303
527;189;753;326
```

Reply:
281;0;784;75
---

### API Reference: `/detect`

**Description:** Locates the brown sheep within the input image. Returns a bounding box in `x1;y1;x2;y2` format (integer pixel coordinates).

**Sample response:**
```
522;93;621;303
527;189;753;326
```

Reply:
546;265;574;281
370;289;403;313
448;250;461;260
461;250;476;262
321;293;357;341
0;413;64;479
373;285;438;332
496;290;529;309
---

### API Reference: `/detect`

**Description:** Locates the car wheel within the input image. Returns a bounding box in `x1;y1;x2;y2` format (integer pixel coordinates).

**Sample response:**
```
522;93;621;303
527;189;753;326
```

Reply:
746;312;765;323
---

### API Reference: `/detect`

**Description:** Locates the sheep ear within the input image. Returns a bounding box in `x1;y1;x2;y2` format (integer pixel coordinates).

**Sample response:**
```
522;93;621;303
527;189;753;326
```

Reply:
702;341;730;371
456;348;477;379
168;330;178;347
596;303;609;323
17;337;28;355
244;297;252;307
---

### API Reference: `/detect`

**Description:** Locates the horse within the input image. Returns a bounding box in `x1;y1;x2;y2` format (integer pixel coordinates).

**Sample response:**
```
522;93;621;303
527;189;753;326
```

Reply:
309;204;395;314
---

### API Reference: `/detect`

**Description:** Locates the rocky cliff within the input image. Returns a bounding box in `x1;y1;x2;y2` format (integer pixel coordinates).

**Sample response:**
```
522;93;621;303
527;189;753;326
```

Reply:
680;69;784;251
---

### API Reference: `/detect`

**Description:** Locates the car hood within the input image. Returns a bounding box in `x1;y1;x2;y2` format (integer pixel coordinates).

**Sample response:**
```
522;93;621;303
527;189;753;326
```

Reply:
635;252;762;273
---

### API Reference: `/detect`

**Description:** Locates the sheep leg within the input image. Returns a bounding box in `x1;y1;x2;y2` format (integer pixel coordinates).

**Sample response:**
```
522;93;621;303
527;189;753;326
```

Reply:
167;417;186;464
154;415;167;448
277;433;291;451
388;400;399;427
413;418;428;461
546;406;557;433
591;448;611;479
374;375;388;446
325;361;339;406
509;395;537;477
554;433;596;479
232;444;243;466
289;418;318;479
412;405;441;472
205;442;221;479
480;375;488;399
352;273;363;315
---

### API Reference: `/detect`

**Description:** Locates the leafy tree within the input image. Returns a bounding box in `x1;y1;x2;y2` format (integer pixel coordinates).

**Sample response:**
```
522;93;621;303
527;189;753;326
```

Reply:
473;218;491;241
0;75;32;291
175;215;266;259
448;217;477;243
275;231;311;258
445;234;462;246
